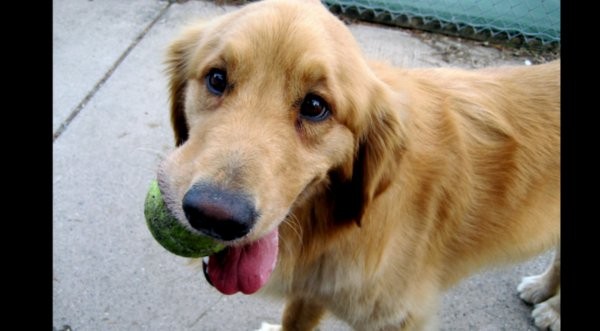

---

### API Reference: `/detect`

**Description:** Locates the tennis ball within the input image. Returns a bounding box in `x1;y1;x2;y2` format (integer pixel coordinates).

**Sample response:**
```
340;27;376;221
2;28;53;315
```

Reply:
144;180;225;258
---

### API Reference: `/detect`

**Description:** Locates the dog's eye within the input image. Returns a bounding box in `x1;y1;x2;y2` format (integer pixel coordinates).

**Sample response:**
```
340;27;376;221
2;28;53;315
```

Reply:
205;69;228;96
300;94;331;122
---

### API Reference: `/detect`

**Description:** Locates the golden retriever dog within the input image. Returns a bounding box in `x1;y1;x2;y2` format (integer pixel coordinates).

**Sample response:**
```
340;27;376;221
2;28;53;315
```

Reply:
156;0;560;330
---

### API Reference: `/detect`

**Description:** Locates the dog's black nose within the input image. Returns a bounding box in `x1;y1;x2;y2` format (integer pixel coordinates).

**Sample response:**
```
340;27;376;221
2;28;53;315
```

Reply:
182;183;257;241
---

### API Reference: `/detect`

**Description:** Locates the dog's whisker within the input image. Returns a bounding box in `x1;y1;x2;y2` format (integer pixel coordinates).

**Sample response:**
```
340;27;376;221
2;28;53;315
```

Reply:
282;213;303;243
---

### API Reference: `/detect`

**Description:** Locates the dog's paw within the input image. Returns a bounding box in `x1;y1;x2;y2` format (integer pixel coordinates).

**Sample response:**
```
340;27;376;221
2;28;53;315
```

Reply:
256;322;282;331
531;295;560;331
517;274;554;304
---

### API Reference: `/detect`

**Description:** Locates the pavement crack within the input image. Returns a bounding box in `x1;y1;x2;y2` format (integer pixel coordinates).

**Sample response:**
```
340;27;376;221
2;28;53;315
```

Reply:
53;3;173;143
188;295;224;327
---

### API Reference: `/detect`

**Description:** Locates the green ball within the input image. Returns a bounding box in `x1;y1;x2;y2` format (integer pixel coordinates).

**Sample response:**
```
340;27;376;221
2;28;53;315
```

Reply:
144;180;225;258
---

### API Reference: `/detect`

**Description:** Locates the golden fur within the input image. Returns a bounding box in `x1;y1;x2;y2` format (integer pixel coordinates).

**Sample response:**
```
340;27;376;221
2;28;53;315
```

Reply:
158;0;560;329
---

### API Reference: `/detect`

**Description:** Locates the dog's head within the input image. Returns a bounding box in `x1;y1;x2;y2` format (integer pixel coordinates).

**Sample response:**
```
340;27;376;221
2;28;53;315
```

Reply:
157;0;404;294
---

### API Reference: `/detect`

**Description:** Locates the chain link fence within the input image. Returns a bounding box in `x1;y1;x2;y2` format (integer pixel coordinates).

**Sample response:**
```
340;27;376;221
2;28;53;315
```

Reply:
323;0;560;48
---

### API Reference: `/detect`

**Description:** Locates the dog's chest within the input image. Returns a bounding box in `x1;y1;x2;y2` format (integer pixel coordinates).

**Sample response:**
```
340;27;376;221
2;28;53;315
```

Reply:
263;249;367;299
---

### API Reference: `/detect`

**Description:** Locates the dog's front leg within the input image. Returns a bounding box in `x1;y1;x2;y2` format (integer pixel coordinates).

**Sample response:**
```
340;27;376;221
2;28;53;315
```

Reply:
256;298;326;331
281;297;326;331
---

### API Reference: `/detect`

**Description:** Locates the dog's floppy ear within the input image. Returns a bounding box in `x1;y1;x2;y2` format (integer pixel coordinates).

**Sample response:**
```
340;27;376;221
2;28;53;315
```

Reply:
331;91;406;226
165;23;206;146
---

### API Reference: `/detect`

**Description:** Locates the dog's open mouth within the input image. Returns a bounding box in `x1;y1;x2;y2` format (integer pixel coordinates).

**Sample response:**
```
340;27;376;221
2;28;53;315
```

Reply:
202;228;279;295
155;171;279;295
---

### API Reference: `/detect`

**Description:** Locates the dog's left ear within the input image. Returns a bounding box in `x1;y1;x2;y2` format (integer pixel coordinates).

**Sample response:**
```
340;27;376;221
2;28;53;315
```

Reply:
331;89;406;226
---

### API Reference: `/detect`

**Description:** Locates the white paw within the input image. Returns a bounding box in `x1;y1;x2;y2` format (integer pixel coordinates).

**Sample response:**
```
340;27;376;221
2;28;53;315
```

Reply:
532;300;560;331
517;274;553;304
256;322;282;331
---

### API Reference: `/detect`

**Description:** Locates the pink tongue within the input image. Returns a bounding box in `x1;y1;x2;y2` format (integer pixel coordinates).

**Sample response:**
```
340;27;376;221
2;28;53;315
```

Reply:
207;229;278;295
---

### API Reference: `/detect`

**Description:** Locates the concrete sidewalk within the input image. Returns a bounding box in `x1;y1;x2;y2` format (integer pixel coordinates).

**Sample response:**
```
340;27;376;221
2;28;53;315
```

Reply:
53;1;554;330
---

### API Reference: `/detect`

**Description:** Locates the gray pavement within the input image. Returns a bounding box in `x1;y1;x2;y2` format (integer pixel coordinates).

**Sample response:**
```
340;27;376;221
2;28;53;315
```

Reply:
53;0;555;330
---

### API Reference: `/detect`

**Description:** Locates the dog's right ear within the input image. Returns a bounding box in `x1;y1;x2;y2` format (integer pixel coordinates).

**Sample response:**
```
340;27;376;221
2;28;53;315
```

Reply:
331;86;407;227
165;23;206;146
